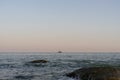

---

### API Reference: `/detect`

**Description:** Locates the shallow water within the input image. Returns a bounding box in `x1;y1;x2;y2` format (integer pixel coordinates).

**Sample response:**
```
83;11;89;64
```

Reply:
0;52;120;80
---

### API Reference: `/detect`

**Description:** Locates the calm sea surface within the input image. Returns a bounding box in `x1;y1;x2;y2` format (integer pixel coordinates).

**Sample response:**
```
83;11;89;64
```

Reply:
0;52;120;80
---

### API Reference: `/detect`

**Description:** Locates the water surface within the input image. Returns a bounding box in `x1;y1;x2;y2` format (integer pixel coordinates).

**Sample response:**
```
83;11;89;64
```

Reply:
0;52;119;80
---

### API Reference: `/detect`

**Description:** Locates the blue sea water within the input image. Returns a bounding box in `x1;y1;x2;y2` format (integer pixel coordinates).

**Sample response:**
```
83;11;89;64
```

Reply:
0;52;120;80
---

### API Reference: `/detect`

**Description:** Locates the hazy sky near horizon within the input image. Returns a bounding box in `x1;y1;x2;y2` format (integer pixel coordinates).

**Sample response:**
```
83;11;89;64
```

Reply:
0;0;120;52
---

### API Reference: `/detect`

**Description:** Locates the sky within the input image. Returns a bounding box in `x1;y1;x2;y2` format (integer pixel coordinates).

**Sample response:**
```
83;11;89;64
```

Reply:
0;0;120;52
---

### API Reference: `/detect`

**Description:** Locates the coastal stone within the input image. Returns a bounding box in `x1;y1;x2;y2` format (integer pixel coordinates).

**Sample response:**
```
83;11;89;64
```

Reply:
66;67;120;80
29;60;48;63
15;75;34;79
25;60;48;67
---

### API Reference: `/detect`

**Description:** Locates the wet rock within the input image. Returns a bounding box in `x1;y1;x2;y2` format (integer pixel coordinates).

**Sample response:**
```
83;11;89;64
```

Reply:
15;75;34;79
25;60;48;67
66;67;120;80
29;60;48;63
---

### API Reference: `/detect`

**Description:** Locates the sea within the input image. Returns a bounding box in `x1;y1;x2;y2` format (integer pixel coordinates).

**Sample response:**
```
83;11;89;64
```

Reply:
0;52;120;80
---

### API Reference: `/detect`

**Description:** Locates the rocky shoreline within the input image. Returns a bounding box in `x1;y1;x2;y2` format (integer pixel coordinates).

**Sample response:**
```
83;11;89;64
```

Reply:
66;66;120;80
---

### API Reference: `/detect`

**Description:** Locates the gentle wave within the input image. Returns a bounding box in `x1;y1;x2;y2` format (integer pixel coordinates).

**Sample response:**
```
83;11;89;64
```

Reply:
0;52;119;80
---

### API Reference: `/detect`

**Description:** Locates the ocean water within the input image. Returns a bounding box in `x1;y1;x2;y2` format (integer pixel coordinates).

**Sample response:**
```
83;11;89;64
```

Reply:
0;52;120;80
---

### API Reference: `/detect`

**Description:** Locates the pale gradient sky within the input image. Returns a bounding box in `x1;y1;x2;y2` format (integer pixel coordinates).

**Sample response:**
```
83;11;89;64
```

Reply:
0;0;120;52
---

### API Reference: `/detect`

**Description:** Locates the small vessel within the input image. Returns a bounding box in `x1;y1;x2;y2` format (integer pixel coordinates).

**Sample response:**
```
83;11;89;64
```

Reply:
58;51;62;53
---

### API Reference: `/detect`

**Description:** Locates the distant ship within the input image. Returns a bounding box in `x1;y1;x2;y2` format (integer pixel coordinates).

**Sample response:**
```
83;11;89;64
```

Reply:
58;51;62;53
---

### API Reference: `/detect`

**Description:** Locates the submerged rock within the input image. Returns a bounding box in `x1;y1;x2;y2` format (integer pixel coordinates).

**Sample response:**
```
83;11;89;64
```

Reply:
25;59;48;67
66;67;120;80
15;75;34;79
29;60;48;63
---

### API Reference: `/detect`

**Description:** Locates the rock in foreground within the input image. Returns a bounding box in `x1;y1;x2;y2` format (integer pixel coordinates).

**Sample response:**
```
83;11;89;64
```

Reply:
66;67;120;80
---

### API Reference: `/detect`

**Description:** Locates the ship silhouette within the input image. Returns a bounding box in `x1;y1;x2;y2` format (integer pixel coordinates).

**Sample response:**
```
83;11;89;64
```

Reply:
58;51;62;53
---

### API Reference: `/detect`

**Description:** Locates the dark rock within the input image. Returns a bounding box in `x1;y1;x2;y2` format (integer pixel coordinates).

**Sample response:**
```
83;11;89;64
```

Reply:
15;75;34;79
66;67;120;80
25;60;48;67
29;60;48;63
